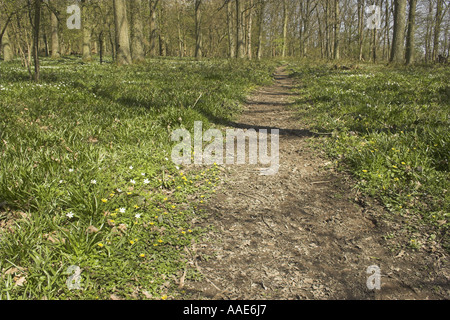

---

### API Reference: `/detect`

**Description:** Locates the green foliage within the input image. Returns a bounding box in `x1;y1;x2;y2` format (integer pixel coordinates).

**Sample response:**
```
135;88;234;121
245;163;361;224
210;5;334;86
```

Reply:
0;57;275;299
289;62;449;251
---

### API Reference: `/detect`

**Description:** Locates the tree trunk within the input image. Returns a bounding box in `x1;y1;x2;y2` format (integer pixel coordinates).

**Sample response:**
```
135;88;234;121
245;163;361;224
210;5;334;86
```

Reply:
358;0;365;61
390;0;407;63
113;0;132;65
82;1;91;61
247;0;253;59
2;28;13;62
384;0;391;61
32;0;41;81
333;0;340;60
227;0;235;58
195;0;202;59
256;0;265;60
282;0;288;58
236;0;245;58
50;4;60;59
131;0;145;62
432;0;443;61
149;0;159;56
405;0;417;65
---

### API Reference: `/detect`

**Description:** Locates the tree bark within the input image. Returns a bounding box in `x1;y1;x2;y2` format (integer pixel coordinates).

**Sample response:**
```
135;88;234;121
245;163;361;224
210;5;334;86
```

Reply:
81;1;91;61
50;3;60;59
195;0;202;59
390;0;407;63
32;0;42;81
333;0;340;60
432;0;443;61
2;28;13;62
247;0;253;59
227;0;235;58
282;0;288;58
149;0;159;56
256;0;265;60
405;0;417;65
131;0;145;62
236;0;245;58
113;0;132;65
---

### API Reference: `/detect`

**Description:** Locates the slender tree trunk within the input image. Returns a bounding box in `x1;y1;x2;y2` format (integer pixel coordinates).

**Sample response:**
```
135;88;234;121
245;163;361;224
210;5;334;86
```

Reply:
227;0;235;58
256;0;265;60
358;0;365;61
405;0;417;65
390;0;407;63
113;0;132;65
50;5;60;58
32;0;41;81
195;0;202;59
149;0;159;56
177;2;183;57
2;28;13;62
82;1;91;61
432;0;443;61
424;0;433;62
282;0;288;57
384;0;391;61
333;0;340;60
131;0;145;62
247;0;253;59
236;0;245;58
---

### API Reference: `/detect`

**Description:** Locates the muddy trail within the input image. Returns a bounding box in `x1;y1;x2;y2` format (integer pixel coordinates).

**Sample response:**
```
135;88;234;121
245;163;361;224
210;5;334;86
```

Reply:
183;66;449;300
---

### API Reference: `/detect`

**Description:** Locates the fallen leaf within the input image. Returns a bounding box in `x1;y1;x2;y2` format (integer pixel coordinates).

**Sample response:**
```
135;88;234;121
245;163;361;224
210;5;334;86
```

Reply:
86;226;99;234
142;291;153;299
14;276;26;287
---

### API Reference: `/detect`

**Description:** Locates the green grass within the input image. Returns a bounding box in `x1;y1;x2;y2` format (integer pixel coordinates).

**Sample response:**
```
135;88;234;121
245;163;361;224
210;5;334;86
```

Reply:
0;56;276;299
288;62;449;252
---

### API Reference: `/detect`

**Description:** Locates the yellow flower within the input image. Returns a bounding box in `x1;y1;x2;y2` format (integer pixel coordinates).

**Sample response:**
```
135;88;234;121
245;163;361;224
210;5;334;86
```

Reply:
393;165;398;169
130;240;135;245
158;239;163;243
401;162;406;165
161;295;168;300
362;170;368;173
140;254;145;258
181;231;186;234
101;199;108;203
98;243;104;248
188;229;192;233
134;205;139;209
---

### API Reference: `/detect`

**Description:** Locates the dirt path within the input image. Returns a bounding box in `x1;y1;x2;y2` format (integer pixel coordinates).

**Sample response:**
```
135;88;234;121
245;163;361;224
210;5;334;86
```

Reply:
184;67;449;300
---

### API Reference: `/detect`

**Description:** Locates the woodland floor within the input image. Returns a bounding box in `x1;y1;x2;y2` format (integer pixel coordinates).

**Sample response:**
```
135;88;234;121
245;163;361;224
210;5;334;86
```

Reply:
183;66;449;300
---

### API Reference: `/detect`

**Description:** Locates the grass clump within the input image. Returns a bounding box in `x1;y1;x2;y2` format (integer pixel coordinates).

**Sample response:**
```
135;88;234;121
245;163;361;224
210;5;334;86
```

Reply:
0;57;275;299
289;62;449;252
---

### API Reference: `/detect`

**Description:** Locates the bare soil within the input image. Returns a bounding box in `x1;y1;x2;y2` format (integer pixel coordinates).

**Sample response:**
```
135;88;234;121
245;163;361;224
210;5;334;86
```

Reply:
183;67;449;300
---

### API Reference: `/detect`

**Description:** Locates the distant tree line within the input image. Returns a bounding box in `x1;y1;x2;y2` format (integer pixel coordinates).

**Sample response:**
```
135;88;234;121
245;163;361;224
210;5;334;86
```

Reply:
0;0;448;78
